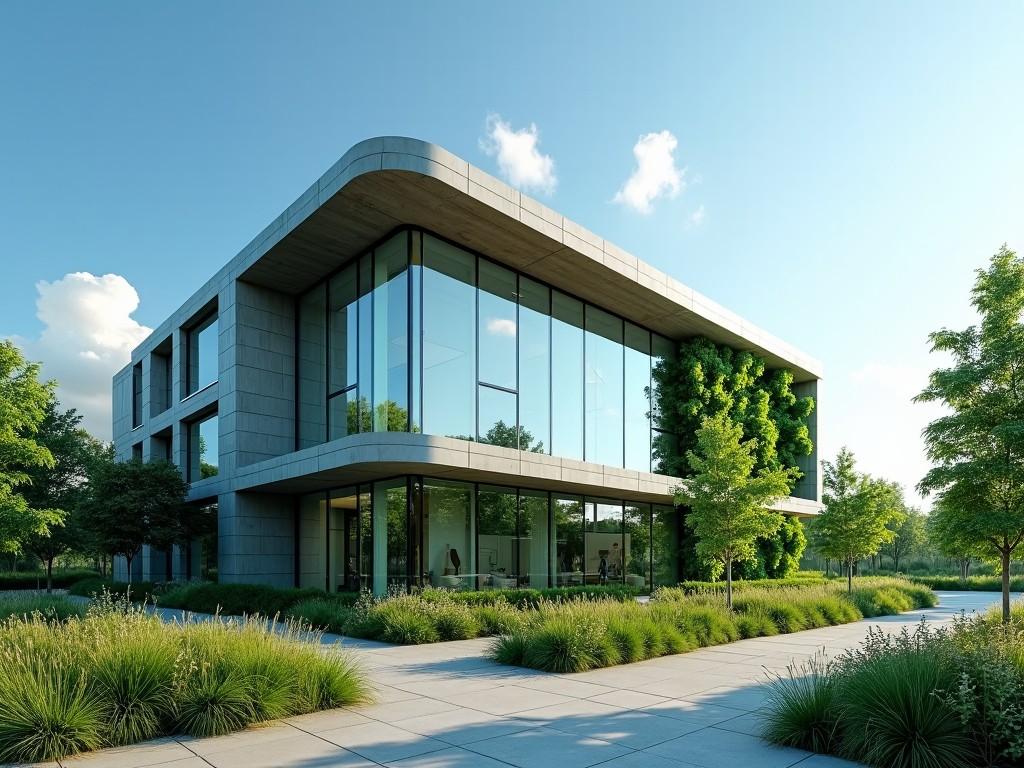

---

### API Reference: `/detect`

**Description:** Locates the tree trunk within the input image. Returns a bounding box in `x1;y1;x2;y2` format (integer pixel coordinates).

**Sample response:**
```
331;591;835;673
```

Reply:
46;558;53;594
125;553;134;585
847;559;853;593
894;552;900;573
725;556;733;610
1002;547;1011;623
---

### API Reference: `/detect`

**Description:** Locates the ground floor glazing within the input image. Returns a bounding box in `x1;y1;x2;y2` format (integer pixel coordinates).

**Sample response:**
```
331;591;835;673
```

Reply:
298;476;681;595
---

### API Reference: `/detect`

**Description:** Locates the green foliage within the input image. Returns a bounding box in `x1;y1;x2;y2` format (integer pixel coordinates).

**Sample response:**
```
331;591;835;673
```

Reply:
0;594;369;762
763;655;839;753
159;582;344;617
489;578;931;673
883;506;926;572
811;448;903;589
67;577;156;600
80;457;189;580
0;568;97;591
739;515;807;579
651;336;814;480
0;341;60;555
913;574;1024;591
0;594;84;622
917;246;1024;622
676;413;797;606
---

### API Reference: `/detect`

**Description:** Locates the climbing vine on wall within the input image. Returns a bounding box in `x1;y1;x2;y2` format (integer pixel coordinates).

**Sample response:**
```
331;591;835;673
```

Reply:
651;336;815;489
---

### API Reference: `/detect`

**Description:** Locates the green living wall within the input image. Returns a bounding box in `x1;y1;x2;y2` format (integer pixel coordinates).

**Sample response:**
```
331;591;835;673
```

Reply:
653;337;815;581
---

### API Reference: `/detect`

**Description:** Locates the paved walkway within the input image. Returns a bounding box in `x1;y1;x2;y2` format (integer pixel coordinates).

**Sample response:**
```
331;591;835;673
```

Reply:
52;592;1002;768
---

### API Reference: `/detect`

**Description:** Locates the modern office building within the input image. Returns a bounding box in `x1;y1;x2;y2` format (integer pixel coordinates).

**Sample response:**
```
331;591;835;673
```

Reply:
112;137;821;592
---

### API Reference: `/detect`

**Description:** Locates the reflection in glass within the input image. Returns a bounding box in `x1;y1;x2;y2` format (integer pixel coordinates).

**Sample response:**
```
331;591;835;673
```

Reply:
423;237;476;440
586;307;624;467
586;500;623;583
298;288;326;447
652;503;679;587
519;490;550;588
188;414;218;481
624;323;652;471
424;480;474;589
373;478;408;594
477;485;518;589
187;313;219;395
478;385;517;447
518;278;550;453
299;492;326;589
329;263;358;395
552;293;584;460
373;234;409;432
553;495;584;586
624;503;651;589
328;390;357;441
358;489;372;590
478;260;517;390
329;489;359;592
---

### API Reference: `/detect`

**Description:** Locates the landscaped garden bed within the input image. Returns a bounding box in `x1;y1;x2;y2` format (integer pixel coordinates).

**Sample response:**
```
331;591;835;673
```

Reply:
0;592;369;764
762;599;1024;768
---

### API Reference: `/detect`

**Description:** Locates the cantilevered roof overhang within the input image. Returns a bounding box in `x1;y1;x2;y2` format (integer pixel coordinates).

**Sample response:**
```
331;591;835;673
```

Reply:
224;137;821;382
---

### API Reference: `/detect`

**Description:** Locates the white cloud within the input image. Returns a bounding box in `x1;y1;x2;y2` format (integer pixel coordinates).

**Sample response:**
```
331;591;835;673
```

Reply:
480;114;557;194
486;317;517;337
688;205;706;228
14;272;151;439
822;361;947;508
614;130;684;214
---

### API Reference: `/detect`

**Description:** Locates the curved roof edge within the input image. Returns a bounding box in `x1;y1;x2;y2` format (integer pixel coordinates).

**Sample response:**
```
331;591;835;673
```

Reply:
126;136;823;382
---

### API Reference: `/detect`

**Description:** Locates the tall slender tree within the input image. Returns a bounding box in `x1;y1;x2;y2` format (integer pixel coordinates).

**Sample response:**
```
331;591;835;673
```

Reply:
917;245;1024;622
676;413;796;608
811;448;902;592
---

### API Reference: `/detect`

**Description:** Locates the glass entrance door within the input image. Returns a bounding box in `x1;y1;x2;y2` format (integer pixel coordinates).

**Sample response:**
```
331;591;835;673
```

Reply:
330;490;360;592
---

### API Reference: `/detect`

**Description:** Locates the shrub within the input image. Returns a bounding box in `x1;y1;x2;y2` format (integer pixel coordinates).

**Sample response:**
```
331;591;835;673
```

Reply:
472;600;527;635
735;607;779;639
674;605;740;646
285;598;350;635
763;655;839;753
375;602;440;644
0;595;85;622
159;582;345;616
67;578;156;600
490;632;529;666
606;617;646;663
0;592;369;763
430;601;480;641
521;614;610;673
0;569;98;591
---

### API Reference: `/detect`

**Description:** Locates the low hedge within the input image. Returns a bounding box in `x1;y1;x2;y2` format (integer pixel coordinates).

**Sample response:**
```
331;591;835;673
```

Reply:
491;578;936;672
655;574;830;599
911;575;1024;592
158;582;359;616
0;594;85;622
428;584;639;609
0;569;98;591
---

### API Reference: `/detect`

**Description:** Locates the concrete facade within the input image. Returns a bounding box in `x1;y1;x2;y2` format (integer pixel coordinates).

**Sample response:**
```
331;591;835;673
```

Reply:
112;137;823;588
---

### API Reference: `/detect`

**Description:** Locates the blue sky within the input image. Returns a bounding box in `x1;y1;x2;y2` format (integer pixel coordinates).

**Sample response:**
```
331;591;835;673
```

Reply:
3;2;1022;503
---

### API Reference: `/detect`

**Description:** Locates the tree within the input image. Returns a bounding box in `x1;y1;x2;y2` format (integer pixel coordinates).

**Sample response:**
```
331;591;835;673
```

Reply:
652;337;814;483
82;457;188;582
916;246;1024;622
0;341;61;554
927;498;987;582
675;413;797;608
812;448;902;592
883;503;925;572
19;400;110;591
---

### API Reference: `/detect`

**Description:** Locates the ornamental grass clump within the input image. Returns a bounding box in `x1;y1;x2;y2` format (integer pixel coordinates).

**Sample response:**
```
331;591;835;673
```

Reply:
0;591;369;764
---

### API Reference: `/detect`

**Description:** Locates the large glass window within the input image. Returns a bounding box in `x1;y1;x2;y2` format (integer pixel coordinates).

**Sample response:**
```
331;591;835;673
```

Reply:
478;385;517;446
624;324;652;471
553;495;584;586
423;236;476;440
373;478;409;594
625;502;651;589
186;313;218;396
132;362;142;428
586;499;623;583
329;489;360;592
328;263;359;440
519;490;550;588
424;480;474;589
518;278;550;453
373;234;409;432
652;503;680;587
188;413;218;481
298;287;327;448
552;293;584;460
585;307;624;467
477;485;518;589
478;260;518;390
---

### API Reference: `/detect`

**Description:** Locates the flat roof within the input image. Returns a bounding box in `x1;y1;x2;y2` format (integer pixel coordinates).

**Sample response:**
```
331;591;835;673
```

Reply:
132;136;822;382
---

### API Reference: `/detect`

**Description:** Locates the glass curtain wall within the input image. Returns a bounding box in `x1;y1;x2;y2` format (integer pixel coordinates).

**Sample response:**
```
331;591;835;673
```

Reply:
297;228;676;473
297;476;680;593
